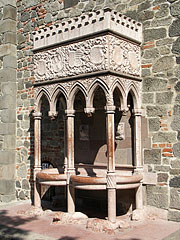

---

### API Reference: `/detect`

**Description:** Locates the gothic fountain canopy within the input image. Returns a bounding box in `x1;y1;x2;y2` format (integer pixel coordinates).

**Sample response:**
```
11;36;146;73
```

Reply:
33;8;142;85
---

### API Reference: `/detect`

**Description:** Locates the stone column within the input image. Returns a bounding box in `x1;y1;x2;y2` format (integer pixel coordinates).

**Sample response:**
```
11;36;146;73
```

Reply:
105;105;116;223
33;112;42;208
133;109;143;210
65;109;75;213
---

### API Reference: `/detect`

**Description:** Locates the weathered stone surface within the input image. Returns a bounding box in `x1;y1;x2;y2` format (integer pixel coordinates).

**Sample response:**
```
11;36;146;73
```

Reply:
155;4;169;18
1;110;16;123
0;0;16;7
0;151;15;165
173;104;180;115
146;106;167;117
4;32;16;44
3;56;17;69
152;132;176;143
156;92;173;105
138;1;151;12
171;116;180;131
0;179;15;195
22;179;30;190
0;19;16;33
21;12;30;22
148;118;160;132
143;78;167;92
138;11;154;22
3;135;16;149
144;149;161;164
168;210;180;222
170;0;180;17
170;188;180;210
171;160;180;168
154;165;170;172
172;37;180;55
3;5;16;20
144;28;166;42
143;48;159;59
0;44;16;57
19;190;26;200
169;19;180;37
17;164;27;178
173;143;180;157
142;93;154;104
157;173;168;183
175;82;180;92
152;56;175;73
0;194;16;202
147;186;168;209
64;0;79;9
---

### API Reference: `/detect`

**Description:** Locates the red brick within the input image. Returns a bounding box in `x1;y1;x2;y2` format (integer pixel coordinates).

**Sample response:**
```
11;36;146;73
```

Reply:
142;64;152;68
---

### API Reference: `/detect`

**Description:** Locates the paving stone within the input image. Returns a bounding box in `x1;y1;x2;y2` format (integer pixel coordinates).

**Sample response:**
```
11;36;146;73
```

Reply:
168;210;180;222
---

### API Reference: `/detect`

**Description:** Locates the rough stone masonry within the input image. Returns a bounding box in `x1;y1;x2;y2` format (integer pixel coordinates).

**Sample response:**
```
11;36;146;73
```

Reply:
0;0;179;222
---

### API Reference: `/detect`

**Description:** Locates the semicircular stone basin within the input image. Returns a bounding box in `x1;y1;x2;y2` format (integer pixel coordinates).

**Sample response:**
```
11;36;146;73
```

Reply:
36;168;67;186
70;174;143;190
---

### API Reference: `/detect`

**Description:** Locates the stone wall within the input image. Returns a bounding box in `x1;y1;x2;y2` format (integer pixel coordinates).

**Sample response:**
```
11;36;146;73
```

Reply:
14;0;180;221
0;0;17;202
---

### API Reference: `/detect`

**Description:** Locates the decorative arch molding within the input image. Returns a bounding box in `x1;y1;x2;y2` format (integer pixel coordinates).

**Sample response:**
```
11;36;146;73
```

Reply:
35;88;51;112
127;83;141;109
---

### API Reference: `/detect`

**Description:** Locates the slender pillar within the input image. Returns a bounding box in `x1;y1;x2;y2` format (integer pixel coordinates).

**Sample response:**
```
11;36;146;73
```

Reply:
133;109;143;210
63;115;68;173
105;105;116;223
33;111;42;208
133;109;142;168
65;109;75;213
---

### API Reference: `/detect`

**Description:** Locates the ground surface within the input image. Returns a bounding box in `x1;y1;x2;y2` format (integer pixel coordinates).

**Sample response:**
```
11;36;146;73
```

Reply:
0;201;179;240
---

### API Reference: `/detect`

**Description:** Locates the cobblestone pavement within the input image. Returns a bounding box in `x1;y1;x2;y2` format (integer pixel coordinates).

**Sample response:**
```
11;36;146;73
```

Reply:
0;201;179;240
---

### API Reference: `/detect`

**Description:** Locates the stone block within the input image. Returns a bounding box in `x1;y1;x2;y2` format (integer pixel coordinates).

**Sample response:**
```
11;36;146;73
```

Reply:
3;135;16;149
157;173;168;183
0;19;16;33
0;44;16;57
148;118;160;132
143;48;159;59
0;194;16;203
22;179;30;190
170;169;180;175
1;110;16;123
17;33;26;45
4;32;16;44
142;78;167;92
170;176;180;188
17;164;27;178
0;179;15;194
171;116;180;131
0;95;16;109
170;188;180;210
142;93;154;104
171;159;180;168
175;82;180;92
146;105;167;117
147;192;168;209
152;56;175;73
173;104;180;115
170;0;180;17
0;123;16;135
168;210;180;222
1;82;16;95
3;5;16;20
0;164;15;179
0;150;15;165
153;132;177;143
144;28;166;42
169;19;180;37
0;69;16;82
156;92;173;105
0;0;16;7
144;149;161;164
21;12;30;22
3;56;17;69
172;37;180;55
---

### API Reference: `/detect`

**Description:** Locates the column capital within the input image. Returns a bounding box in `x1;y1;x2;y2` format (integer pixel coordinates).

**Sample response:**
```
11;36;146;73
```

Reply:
65;109;75;117
33;111;42;119
133;109;142;116
48;111;58;120
84;107;95;117
105;105;116;113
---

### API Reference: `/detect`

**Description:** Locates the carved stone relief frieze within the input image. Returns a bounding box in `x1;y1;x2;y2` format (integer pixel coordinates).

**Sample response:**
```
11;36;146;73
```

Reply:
109;35;141;76
34;36;108;82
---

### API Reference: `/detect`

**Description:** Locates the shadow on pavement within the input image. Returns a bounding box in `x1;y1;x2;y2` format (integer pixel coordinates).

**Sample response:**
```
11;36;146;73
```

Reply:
0;209;38;240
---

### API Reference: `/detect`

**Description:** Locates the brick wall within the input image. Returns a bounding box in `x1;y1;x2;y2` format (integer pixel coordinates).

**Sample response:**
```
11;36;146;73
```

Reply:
14;0;180;221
